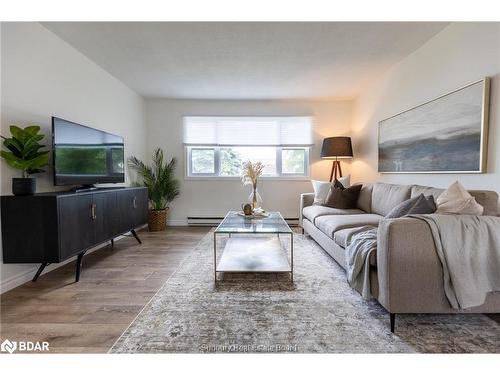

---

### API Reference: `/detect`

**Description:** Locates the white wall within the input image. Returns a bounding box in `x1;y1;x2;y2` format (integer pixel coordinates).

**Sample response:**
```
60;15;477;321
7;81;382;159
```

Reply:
145;99;353;224
0;23;147;291
352;22;500;191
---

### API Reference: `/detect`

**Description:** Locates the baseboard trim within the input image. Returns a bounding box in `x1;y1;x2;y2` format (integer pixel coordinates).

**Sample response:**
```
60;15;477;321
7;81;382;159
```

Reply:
0;234;125;294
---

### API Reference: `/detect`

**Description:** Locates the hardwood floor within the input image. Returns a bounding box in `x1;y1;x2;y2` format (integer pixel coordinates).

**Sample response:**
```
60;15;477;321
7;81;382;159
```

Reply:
2;226;498;353
0;226;210;353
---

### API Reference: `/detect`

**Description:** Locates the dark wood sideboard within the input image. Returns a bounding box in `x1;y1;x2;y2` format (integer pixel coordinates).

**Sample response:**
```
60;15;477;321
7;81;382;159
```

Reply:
1;187;148;282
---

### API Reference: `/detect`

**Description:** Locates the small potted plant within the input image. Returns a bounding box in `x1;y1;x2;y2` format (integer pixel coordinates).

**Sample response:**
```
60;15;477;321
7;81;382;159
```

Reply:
128;148;180;231
0;125;49;196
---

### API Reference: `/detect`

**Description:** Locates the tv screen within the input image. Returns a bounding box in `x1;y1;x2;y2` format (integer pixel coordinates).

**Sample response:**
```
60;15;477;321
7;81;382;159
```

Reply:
52;117;125;186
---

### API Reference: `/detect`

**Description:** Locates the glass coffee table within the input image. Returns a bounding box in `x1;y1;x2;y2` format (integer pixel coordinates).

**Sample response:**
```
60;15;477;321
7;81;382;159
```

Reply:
213;211;294;283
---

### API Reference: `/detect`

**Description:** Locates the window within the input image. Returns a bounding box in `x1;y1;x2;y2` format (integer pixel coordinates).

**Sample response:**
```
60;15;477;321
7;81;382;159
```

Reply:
220;147;276;176
190;148;215;174
184;116;312;178
282;148;306;175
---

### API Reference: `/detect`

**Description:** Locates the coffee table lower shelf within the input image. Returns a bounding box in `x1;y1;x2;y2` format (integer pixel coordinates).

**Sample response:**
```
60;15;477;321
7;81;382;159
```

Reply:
214;236;293;282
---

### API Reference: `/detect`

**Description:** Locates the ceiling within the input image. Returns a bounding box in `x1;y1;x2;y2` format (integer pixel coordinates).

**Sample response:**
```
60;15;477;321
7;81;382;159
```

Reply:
43;22;448;100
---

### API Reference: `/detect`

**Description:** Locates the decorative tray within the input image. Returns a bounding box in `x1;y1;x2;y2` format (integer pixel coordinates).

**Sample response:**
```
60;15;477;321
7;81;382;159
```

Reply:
236;211;270;219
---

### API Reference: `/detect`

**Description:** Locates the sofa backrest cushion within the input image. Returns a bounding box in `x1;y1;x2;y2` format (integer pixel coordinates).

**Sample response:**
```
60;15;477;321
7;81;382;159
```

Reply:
469;190;498;216
356;183;373;213
371;183;412;216
411;185;444;200
411;184;498;216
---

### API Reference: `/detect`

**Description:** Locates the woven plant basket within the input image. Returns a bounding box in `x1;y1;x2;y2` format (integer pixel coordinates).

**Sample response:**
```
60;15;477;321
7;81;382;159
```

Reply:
148;208;168;232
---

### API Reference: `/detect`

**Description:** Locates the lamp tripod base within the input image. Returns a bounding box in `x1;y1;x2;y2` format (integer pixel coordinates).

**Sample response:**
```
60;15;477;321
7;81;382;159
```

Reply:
329;160;343;182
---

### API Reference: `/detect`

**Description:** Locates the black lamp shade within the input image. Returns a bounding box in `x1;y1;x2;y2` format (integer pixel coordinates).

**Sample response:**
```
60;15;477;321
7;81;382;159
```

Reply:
321;137;353;159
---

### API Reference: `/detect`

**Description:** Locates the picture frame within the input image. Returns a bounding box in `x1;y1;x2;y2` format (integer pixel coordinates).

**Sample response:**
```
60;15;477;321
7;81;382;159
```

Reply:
378;78;490;174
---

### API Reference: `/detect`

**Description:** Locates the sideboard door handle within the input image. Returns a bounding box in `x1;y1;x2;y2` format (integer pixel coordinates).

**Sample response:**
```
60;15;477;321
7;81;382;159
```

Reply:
91;203;97;220
133;197;137;209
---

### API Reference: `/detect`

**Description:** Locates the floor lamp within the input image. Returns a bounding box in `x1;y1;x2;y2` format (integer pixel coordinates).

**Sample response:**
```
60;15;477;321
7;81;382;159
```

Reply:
321;136;353;182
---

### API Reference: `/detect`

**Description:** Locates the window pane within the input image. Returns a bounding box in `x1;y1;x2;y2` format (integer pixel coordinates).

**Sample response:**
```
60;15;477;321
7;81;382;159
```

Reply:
220;147;276;176
282;149;305;174
220;148;243;176
191;149;215;174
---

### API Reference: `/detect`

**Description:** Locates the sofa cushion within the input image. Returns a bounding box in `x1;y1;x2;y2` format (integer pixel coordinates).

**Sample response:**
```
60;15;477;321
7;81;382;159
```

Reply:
468;190;499;216
314;214;383;239
311;176;351;205
324;180;362;209
333;226;378;266
435;181;484;215
385;194;436;219
411;185;444;200
334;227;363;248
412;184;498;216
356;183;373;213
311;180;332;205
371;183;412;216
302;205;364;224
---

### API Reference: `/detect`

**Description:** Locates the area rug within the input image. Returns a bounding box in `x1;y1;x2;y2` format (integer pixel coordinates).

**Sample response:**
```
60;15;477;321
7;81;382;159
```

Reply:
110;231;500;353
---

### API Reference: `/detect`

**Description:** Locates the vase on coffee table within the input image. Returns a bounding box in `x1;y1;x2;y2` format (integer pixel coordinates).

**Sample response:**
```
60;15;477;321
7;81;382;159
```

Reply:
248;186;263;210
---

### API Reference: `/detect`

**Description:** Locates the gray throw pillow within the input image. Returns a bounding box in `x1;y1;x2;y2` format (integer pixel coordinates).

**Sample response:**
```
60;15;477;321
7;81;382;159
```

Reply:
385;194;436;219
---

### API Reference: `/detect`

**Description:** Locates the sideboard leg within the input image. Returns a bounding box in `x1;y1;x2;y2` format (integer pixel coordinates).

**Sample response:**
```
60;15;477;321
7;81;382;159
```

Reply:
390;313;396;333
32;263;48;282
110;238;114;248
130;229;142;244
75;252;85;282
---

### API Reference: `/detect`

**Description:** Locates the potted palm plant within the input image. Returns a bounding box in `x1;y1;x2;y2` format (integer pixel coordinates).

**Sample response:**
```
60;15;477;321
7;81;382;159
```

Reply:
128;148;180;231
0;125;49;195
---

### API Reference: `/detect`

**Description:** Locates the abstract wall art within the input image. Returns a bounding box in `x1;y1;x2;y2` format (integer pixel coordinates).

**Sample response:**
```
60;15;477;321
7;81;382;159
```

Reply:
378;78;490;173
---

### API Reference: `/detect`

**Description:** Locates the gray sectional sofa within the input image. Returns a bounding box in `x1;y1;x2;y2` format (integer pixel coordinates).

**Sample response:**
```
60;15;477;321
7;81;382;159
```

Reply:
300;182;500;332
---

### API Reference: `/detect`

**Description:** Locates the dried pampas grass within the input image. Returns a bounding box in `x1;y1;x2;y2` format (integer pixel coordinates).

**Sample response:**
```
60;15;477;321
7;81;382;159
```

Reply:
242;160;264;187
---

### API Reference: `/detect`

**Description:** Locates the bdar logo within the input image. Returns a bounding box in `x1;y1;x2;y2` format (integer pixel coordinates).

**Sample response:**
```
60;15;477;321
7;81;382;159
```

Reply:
0;339;49;353
1;339;17;354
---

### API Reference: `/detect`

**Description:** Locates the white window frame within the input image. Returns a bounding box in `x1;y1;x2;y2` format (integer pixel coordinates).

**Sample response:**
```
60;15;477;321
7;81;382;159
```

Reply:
185;146;310;180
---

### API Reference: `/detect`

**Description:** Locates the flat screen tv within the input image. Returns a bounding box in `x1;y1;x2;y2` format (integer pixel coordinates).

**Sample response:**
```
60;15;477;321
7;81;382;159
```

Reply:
52;117;125;186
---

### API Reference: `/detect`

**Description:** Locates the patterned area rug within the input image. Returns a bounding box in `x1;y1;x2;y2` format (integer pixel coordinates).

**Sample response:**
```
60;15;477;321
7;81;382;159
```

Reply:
111;231;500;353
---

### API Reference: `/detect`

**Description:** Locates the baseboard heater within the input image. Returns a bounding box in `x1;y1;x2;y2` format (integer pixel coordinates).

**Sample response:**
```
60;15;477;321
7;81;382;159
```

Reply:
187;216;299;227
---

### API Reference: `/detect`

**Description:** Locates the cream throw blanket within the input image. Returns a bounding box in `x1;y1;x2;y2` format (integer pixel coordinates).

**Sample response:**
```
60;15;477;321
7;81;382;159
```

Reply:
412;214;500;309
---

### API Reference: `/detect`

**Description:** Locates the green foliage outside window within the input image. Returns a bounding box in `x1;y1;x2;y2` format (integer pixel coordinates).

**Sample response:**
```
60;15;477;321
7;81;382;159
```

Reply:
220;148;242;176
282;149;305;174
191;149;215;174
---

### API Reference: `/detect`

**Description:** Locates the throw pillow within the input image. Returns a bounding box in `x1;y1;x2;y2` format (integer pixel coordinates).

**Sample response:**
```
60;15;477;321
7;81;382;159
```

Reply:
311;180;331;205
385;194;436;219
311;175;350;205
323;179;362;209
337;174;351;188
435;181;484;215
424;195;437;210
